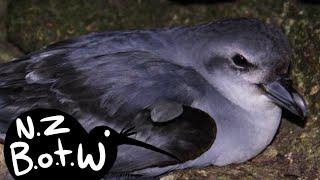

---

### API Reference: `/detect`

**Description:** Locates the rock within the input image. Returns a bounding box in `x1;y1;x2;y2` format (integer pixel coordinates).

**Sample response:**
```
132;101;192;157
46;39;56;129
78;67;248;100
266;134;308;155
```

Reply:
4;0;320;179
0;43;23;62
0;0;8;42
0;144;8;179
0;0;22;63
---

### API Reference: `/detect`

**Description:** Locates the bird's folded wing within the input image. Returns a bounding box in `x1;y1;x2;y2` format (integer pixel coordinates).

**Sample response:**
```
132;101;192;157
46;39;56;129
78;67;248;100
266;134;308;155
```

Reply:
0;47;216;171
110;106;216;173
0;48;207;121
0;47;209;134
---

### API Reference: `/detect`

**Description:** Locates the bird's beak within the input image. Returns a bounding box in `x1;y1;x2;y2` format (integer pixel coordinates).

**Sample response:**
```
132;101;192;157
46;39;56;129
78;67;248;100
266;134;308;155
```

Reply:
262;76;307;119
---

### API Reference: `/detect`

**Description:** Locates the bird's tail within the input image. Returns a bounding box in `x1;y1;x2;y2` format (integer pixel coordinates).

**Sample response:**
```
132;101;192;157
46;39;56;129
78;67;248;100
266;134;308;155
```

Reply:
0;59;30;142
0;98;10;143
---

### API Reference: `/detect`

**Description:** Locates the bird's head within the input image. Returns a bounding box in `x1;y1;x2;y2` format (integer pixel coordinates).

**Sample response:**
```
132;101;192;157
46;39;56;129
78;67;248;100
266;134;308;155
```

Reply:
192;18;307;119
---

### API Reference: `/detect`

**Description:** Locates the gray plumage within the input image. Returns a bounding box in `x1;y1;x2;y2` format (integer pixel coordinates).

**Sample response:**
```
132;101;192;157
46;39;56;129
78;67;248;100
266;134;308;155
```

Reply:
0;18;306;178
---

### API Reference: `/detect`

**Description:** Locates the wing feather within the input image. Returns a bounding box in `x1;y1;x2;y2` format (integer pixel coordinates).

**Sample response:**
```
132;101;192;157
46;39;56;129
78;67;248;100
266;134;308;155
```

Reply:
0;43;215;173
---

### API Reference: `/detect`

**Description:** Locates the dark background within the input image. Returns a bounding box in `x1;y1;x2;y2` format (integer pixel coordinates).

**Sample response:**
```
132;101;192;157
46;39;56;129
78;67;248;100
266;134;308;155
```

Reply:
0;0;319;179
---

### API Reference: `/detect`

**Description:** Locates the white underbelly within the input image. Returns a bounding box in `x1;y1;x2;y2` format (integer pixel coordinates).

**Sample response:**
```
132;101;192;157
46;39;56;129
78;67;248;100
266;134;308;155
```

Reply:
134;104;282;176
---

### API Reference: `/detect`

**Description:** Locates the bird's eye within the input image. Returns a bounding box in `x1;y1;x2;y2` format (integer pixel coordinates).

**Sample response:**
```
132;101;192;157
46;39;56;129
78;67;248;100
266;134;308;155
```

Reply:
104;130;110;137
232;54;256;69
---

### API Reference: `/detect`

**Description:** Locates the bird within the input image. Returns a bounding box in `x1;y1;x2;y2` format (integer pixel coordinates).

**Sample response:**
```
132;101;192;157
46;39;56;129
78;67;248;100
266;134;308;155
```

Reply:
0;18;307;178
4;108;180;179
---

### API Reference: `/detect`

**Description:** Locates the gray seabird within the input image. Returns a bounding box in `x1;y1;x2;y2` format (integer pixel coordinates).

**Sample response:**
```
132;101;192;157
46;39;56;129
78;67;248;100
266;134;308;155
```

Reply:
0;18;307;178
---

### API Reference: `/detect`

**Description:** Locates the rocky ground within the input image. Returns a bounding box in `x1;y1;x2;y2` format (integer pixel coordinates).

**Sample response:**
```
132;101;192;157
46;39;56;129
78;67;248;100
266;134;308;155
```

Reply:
0;0;319;179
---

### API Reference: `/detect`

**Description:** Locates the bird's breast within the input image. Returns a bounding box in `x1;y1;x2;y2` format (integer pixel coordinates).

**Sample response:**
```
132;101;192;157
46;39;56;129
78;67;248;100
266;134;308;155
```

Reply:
190;97;282;166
